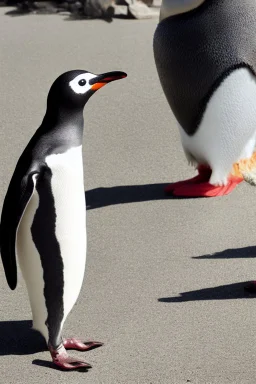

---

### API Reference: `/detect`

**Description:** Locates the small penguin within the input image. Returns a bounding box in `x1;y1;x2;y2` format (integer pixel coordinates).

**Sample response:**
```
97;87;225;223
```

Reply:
0;69;127;370
153;0;256;197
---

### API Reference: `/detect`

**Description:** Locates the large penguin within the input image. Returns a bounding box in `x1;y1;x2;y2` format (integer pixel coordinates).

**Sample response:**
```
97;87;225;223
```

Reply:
0;69;127;370
153;0;256;197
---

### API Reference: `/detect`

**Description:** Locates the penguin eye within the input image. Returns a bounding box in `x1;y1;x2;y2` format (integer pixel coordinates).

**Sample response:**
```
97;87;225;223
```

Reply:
78;79;86;86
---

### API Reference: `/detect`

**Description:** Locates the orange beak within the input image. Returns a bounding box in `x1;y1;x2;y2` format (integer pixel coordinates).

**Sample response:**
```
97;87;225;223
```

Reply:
91;82;106;91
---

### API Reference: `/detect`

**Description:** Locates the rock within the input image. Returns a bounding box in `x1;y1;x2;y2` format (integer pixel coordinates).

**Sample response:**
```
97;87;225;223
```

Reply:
140;0;153;6
6;0;157;19
128;0;155;19
115;0;156;19
83;0;115;17
113;4;128;15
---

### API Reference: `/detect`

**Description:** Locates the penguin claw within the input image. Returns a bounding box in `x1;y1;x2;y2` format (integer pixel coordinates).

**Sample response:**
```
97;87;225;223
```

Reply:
172;177;243;197
49;343;92;370
63;338;103;351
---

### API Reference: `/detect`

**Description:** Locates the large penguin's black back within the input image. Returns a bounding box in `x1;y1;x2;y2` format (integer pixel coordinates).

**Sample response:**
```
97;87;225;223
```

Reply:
153;0;256;135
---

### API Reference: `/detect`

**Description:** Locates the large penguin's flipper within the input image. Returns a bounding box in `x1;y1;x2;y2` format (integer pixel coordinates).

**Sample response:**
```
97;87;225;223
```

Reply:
172;175;243;198
63;338;103;351
0;171;39;290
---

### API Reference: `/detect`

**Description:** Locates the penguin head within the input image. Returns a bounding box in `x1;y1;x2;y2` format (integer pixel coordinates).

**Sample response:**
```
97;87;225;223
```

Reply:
46;69;127;112
160;0;205;21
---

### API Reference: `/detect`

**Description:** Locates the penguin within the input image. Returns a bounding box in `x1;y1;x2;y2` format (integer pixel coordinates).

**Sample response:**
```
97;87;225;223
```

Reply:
0;69;127;370
153;0;256;197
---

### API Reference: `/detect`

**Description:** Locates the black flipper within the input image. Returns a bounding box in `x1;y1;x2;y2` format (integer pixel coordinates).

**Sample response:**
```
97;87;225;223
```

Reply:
0;170;39;290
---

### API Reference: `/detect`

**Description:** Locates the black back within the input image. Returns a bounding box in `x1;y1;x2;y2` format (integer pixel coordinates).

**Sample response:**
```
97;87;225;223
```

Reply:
153;0;256;135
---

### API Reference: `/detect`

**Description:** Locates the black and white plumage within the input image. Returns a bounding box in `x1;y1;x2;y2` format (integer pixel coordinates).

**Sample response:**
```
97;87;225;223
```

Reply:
0;69;127;370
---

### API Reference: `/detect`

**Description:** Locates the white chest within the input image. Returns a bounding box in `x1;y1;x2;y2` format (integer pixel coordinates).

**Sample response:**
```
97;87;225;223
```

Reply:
45;146;86;242
46;146;87;317
17;146;87;337
45;144;86;249
45;145;85;203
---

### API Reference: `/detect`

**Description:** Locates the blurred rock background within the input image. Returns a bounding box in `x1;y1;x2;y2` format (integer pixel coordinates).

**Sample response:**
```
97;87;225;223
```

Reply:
3;0;160;19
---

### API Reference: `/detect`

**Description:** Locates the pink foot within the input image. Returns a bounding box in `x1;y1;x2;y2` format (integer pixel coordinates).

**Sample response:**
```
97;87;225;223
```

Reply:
63;338;103;351
172;176;243;197
49;343;92;370
164;166;212;194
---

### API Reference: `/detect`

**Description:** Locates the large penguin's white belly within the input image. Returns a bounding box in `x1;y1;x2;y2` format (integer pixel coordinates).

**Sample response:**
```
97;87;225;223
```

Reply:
17;145;86;340
179;68;256;185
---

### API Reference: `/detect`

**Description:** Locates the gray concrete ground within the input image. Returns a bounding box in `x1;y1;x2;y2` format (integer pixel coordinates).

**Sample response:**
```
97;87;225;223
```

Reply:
1;6;256;384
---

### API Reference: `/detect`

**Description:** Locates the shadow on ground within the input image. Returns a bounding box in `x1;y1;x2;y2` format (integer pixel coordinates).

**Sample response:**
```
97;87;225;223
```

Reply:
85;183;187;210
32;359;91;372
63;8;114;22
158;282;256;303
192;246;256;260
4;8;31;15
0;320;46;355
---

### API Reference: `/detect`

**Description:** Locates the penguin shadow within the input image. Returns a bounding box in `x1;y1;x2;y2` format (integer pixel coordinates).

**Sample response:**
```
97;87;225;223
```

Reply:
32;359;91;372
85;183;184;210
4;8;32;16
158;281;256;303
192;246;256;260
0;320;46;356
159;246;256;303
0;321;90;371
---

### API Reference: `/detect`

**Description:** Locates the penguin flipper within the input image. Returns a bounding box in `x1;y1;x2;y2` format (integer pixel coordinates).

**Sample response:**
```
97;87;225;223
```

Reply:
0;171;39;290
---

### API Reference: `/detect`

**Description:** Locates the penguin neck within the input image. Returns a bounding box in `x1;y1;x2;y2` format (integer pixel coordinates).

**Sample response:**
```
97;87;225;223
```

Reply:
160;0;205;21
41;107;85;143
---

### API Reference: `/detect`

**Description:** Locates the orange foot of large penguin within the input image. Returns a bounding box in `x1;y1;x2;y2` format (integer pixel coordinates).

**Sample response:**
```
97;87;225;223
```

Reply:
165;165;243;197
49;340;103;370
